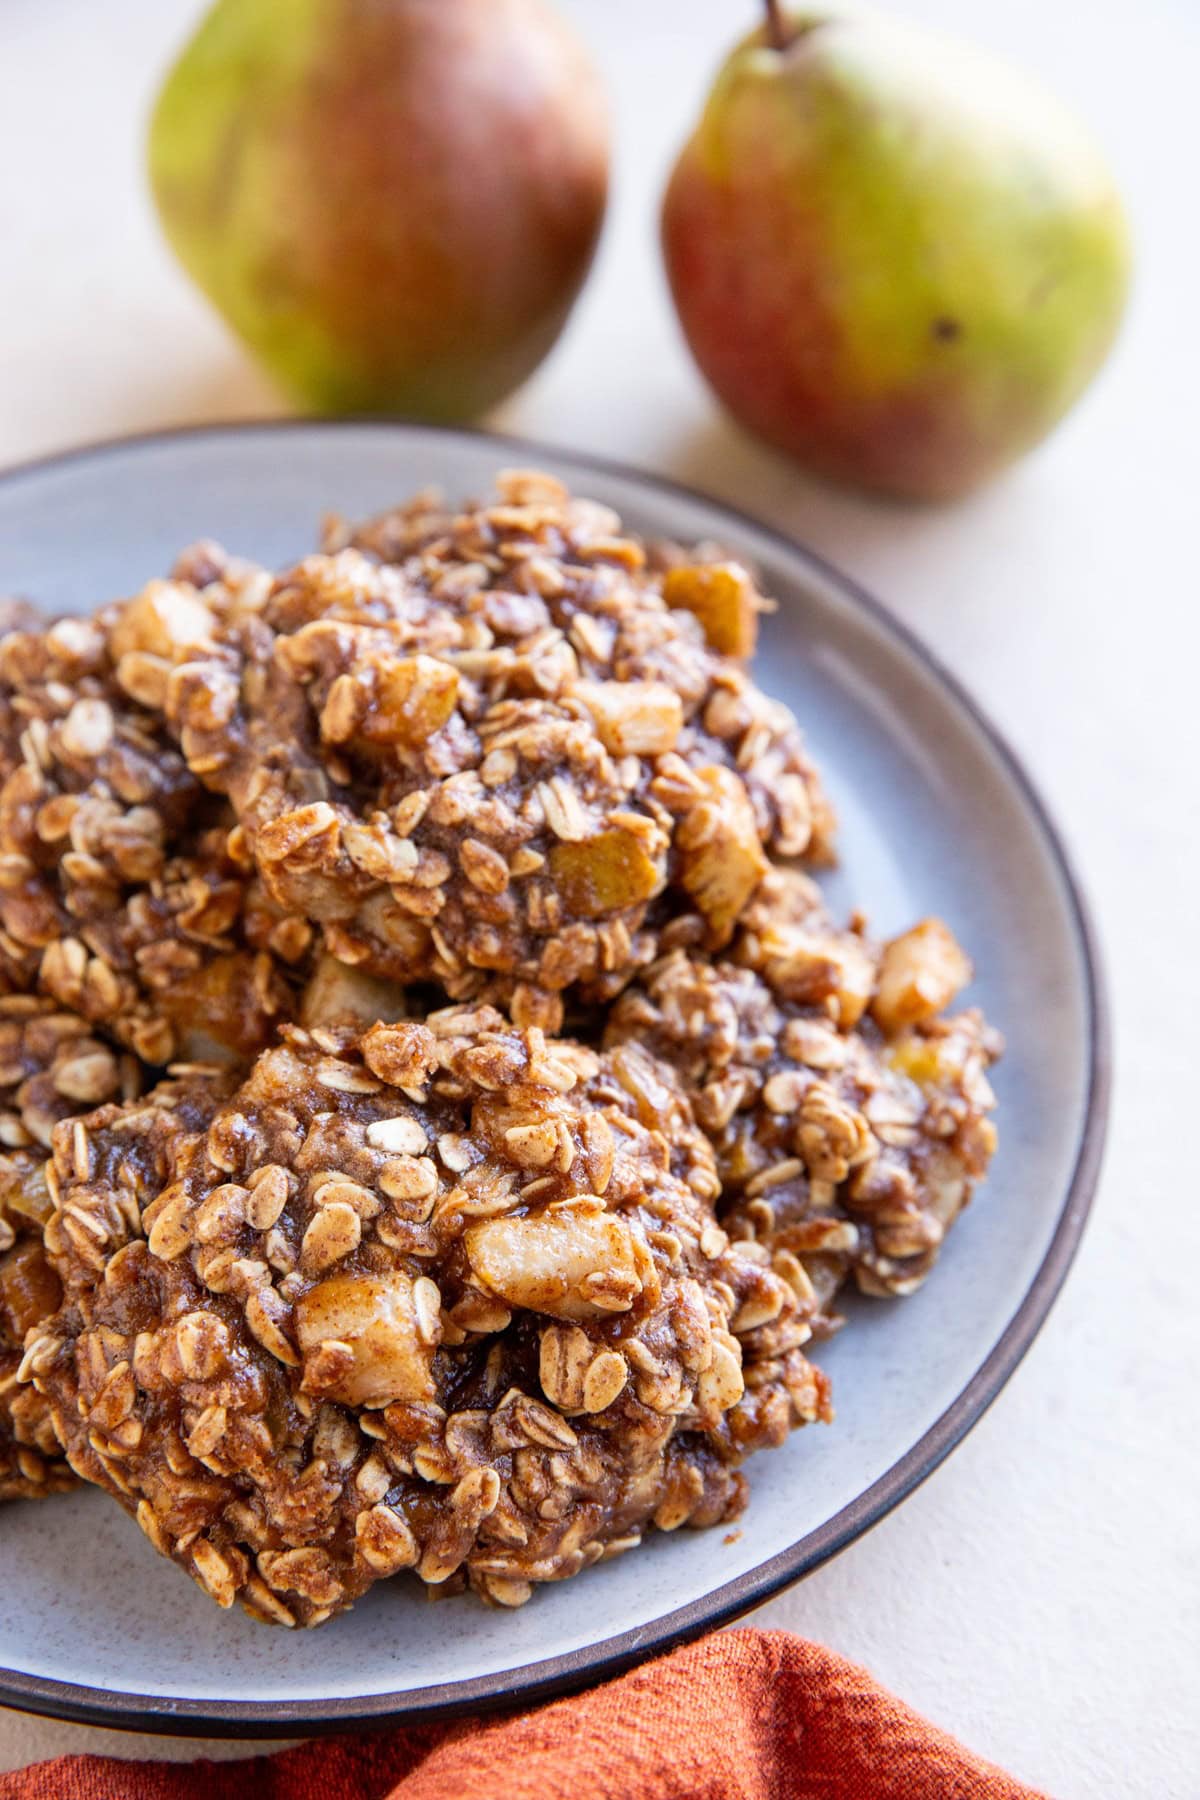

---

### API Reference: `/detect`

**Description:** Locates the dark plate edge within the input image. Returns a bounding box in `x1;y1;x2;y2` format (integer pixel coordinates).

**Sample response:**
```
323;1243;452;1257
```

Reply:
0;418;1111;1739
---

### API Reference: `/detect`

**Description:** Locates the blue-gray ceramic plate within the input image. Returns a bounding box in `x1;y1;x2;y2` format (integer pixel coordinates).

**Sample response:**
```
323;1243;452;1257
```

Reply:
0;422;1107;1735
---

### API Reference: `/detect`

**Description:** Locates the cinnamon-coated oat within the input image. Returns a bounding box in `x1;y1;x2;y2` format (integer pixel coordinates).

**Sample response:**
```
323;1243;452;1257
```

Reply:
0;471;1001;1633
164;473;834;1030
0;588;307;1067
0;996;141;1497
32;1010;830;1623
607;871;1000;1311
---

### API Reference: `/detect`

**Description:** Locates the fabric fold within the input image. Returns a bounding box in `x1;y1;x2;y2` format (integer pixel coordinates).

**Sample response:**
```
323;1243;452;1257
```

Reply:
0;1629;1048;1800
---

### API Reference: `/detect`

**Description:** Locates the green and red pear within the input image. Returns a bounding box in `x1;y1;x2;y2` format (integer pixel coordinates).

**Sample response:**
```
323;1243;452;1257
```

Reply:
150;0;609;419
662;5;1130;500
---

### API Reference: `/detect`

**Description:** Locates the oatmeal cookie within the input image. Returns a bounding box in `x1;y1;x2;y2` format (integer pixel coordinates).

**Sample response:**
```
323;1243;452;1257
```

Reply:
606;872;1001;1313
165;473;834;1031
0;996;140;1498
32;1008;830;1625
0;585;309;1065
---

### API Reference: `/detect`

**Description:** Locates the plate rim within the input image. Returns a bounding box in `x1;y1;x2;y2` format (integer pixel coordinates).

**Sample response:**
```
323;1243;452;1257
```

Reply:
0;418;1110;1738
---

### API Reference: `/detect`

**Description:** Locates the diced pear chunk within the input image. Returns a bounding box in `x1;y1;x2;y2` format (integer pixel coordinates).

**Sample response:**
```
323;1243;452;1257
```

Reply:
757;925;876;1029
466;1209;641;1320
295;1271;434;1406
662;562;759;659
550;829;663;918
361;655;458;748
300;954;408;1028
573;680;683;756
872;919;972;1036
0;1238;62;1341
678;766;766;944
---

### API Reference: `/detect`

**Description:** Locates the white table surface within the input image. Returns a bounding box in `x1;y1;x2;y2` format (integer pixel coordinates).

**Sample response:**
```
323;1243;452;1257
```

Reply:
1;1;1197;1793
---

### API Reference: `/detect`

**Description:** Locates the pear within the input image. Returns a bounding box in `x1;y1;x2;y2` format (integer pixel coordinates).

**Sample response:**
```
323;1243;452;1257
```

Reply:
662;6;1130;500
149;0;609;419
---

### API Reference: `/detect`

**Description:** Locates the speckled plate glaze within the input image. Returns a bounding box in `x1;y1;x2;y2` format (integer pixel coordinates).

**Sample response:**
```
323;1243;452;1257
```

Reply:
0;422;1107;1736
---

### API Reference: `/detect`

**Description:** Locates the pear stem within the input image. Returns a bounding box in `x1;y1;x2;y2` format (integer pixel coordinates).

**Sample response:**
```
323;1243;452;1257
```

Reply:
763;0;791;51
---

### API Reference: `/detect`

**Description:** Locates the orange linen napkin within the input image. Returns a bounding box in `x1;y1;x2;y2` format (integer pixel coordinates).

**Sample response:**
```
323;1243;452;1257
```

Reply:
0;1628;1049;1800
